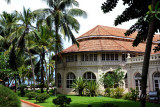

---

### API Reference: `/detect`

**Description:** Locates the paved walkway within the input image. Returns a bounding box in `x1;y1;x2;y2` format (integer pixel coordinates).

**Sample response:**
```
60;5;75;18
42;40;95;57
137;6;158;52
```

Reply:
21;102;33;107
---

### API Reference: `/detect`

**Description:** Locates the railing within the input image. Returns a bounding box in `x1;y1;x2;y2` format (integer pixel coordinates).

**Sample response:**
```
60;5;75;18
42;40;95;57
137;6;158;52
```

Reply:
57;60;126;68
127;54;160;63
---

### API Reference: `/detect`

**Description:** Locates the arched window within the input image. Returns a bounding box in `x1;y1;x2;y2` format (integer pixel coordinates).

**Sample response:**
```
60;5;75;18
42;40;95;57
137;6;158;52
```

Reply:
66;72;76;88
57;73;61;88
83;72;96;81
135;73;141;91
153;72;160;91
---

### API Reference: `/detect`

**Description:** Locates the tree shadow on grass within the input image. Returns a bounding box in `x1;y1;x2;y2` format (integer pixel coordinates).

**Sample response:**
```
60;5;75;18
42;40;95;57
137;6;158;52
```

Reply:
70;100;160;107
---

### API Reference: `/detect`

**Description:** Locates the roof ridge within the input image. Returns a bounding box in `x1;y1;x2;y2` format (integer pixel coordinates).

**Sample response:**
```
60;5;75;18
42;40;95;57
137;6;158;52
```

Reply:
99;25;113;36
77;25;99;38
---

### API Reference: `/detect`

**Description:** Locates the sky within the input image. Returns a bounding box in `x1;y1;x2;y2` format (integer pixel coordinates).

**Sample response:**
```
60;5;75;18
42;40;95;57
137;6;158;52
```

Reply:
0;0;137;49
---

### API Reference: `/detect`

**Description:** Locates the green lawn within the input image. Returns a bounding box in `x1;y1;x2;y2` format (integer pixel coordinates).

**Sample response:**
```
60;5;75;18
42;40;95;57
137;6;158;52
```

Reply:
19;94;160;107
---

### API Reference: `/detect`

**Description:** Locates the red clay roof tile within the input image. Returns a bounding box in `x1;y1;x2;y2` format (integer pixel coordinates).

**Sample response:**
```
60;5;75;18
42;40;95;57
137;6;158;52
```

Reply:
63;25;159;54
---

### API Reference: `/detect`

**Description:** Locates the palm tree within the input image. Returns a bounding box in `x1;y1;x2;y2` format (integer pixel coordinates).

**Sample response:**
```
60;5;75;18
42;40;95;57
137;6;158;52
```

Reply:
86;81;99;97
72;77;86;96
41;0;87;49
0;11;19;52
0;11;20;92
37;0;87;87
14;8;37;91
32;25;56;93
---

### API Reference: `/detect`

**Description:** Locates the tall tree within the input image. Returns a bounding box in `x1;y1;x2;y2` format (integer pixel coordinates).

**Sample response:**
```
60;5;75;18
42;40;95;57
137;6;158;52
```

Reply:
101;0;158;107
32;25;55;93
38;0;87;87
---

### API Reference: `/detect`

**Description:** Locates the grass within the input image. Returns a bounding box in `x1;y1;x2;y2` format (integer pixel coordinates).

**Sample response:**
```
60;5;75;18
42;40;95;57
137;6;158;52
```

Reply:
18;93;160;107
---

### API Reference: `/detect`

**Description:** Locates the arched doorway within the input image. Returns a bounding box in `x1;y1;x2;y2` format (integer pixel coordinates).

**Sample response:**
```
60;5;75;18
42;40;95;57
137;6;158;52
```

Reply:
134;73;141;92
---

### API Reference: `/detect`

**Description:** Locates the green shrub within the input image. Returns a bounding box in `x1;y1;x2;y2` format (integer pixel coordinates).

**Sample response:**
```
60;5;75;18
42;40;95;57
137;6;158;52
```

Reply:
114;87;124;98
110;89;115;97
53;96;71;107
0;85;21;107
26;92;37;100
130;88;139;101
37;93;50;102
35;89;41;93
104;88;111;97
101;103;119;107
85;81;99;97
122;92;132;100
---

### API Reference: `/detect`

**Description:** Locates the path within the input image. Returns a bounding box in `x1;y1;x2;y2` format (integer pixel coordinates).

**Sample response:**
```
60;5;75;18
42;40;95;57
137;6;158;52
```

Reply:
21;100;43;107
21;102;33;107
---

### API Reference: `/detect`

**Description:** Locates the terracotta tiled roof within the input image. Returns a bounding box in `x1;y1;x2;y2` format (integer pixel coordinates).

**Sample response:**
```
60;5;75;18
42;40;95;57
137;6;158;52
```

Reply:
77;25;160;41
62;25;160;54
63;39;157;53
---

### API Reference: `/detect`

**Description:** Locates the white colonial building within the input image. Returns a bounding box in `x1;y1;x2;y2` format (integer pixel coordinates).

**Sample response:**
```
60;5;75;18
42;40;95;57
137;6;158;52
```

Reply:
55;25;160;95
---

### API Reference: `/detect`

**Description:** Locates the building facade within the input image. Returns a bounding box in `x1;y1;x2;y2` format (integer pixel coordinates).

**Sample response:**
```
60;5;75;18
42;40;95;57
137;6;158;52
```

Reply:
55;25;160;95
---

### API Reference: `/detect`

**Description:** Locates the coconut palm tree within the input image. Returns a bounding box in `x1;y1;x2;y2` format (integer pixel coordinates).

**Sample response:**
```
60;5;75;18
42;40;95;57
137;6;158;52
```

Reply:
1;8;38;91
32;25;56;93
0;11;19;52
36;0;87;87
40;0;87;51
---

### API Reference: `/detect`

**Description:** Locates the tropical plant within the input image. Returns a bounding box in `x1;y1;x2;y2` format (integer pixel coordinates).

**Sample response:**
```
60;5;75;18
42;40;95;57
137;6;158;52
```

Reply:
39;0;87;48
0;11;20;89
36;1;87;86
100;68;124;88
85;81;99;97
72;77;86;96
31;24;55;93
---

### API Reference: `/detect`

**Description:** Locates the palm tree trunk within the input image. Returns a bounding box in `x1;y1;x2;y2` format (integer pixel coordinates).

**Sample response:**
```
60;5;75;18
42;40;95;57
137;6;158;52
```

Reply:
29;52;36;92
55;23;59;88
44;58;49;94
140;0;156;107
49;52;51;82
40;52;45;93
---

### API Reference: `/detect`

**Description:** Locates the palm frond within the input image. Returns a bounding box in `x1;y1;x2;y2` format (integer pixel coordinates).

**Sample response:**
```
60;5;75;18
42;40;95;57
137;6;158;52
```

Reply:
68;8;87;18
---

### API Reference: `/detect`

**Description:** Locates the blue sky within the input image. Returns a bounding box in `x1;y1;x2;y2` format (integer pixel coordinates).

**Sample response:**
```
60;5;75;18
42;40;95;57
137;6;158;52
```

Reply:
0;0;137;49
